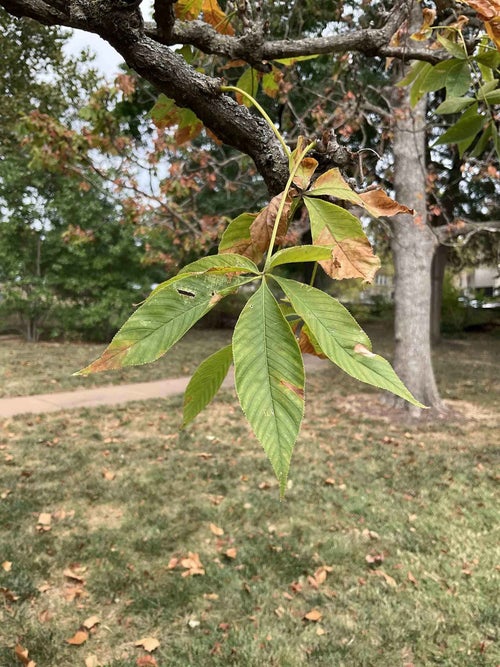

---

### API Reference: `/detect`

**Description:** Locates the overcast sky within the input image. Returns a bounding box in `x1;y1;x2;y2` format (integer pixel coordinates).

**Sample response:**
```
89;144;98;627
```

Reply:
64;31;125;79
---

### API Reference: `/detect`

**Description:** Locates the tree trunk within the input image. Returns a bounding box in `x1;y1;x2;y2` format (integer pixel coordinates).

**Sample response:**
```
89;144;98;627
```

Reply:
390;88;444;413
430;244;448;345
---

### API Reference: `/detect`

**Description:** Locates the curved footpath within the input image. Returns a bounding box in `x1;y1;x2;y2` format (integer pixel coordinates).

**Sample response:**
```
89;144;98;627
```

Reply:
0;356;327;418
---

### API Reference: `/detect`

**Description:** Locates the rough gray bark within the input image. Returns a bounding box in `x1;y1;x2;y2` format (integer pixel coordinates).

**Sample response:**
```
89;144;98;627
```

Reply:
390;88;444;412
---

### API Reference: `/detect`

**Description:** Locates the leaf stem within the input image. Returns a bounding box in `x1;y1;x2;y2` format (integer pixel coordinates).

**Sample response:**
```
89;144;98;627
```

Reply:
220;85;291;157
264;141;316;272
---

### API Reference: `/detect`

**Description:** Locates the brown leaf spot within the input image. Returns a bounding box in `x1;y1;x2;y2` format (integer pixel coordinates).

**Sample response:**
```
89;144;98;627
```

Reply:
78;341;132;375
250;191;293;253
317;229;381;283
293;157;318;190
354;343;376;358
280;379;305;400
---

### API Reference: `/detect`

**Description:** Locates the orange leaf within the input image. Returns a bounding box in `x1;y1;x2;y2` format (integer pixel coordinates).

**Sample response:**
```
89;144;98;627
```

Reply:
359;190;414;218
134;637;160;653
411;7;436;40
202;0;235;35
102;469;115;481
136;656;158;667
15;645;32;666
209;523;224;536
304;609;322;622
37;512;52;527
66;630;89;645
224;547;237;559
85;656;100;667
461;0;500;20
2;561;12;571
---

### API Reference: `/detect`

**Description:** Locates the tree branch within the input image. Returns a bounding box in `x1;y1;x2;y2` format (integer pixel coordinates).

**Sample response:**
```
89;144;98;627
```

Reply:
436;219;500;244
153;0;175;41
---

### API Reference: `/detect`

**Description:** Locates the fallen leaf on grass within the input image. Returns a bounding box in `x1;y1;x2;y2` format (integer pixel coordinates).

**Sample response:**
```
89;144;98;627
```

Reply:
324;478;335;485
304;609;322;622
209;523;224;536
83;615;100;630
179;552;205;577
224;548;237;559
63;567;86;583
14;644;36;666
85;656;100;667
365;553;384;566
2;560;12;571
134;637;160;652
372;569;397;588
407;571;418;586
316;626;326;636
102;469;116;481
203;593;219;600
136;657;158;667
36;513;52;532
66;630;88;645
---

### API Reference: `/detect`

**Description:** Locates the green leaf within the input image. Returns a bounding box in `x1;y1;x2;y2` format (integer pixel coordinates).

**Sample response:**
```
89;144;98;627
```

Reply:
274;54;320;65
435;96;475;115
77;272;253;375
434;103;484;146
306;167;363;204
474;50;500;69
397;61;429;88
408;62;433;106
178;253;259;276
478;80;498;96
268;245;332;269
218;212;260;261
233;280;305;495
236;68;259;106
420;60;470;98
436;35;467;59
470;122;493;158
273;276;425;408
183;345;233;426
484;89;500;104
304;197;366;241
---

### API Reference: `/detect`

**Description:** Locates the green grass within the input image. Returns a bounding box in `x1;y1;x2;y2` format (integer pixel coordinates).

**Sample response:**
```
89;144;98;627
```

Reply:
0;330;499;666
0;328;232;397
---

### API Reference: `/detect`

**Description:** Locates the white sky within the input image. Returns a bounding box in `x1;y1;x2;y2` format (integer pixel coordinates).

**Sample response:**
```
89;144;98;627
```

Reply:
64;31;124;79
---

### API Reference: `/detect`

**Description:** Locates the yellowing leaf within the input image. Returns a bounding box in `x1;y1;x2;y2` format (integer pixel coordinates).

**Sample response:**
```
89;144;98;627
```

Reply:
304;609;322;622
66;630;89;645
358;190;414;217
293;157;318;190
202;0;235;35
209;523;224;536
307;168;363;204
175;0;203;20
134;637;160;653
411;7;436;40
2;561;12;571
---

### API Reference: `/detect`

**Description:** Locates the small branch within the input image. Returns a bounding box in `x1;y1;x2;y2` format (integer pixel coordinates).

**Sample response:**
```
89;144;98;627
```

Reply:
436;219;500;244
153;0;175;40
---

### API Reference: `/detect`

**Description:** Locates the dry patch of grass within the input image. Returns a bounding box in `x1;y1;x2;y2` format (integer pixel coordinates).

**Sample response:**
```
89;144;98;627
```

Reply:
0;330;498;666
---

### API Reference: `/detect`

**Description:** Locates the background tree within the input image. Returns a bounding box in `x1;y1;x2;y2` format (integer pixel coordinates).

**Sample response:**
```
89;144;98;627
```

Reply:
0;0;498;412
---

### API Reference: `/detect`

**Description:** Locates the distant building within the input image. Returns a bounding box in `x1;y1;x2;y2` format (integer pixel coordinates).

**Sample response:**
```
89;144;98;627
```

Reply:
456;265;500;298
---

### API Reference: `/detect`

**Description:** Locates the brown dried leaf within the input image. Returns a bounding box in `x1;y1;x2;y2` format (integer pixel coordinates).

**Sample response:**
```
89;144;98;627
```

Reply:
250;191;293;253
411;7;436;40
2;560;12;572
224;547;238;559
66;630;89;645
359;189;414;218
85;656;100;667
37;512;51;527
15;644;31;666
317;227;381;283
298;326;327;358
372;569;397;588
209;523;224;536
136;656;158;667
304;609;322;622
102;469;116;481
407;571;418;586
83;615;101;630
134;637;160;653
462;0;499;20
63;567;86;583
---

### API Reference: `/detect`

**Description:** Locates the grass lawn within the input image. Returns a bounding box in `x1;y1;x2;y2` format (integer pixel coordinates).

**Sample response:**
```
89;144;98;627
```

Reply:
0;329;499;666
0;329;233;398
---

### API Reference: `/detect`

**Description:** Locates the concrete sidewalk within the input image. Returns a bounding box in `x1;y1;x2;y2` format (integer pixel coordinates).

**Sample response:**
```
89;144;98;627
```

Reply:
0;357;327;418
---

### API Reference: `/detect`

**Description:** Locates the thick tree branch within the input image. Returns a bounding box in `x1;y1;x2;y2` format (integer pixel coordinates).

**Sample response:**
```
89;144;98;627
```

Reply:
153;0;175;41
